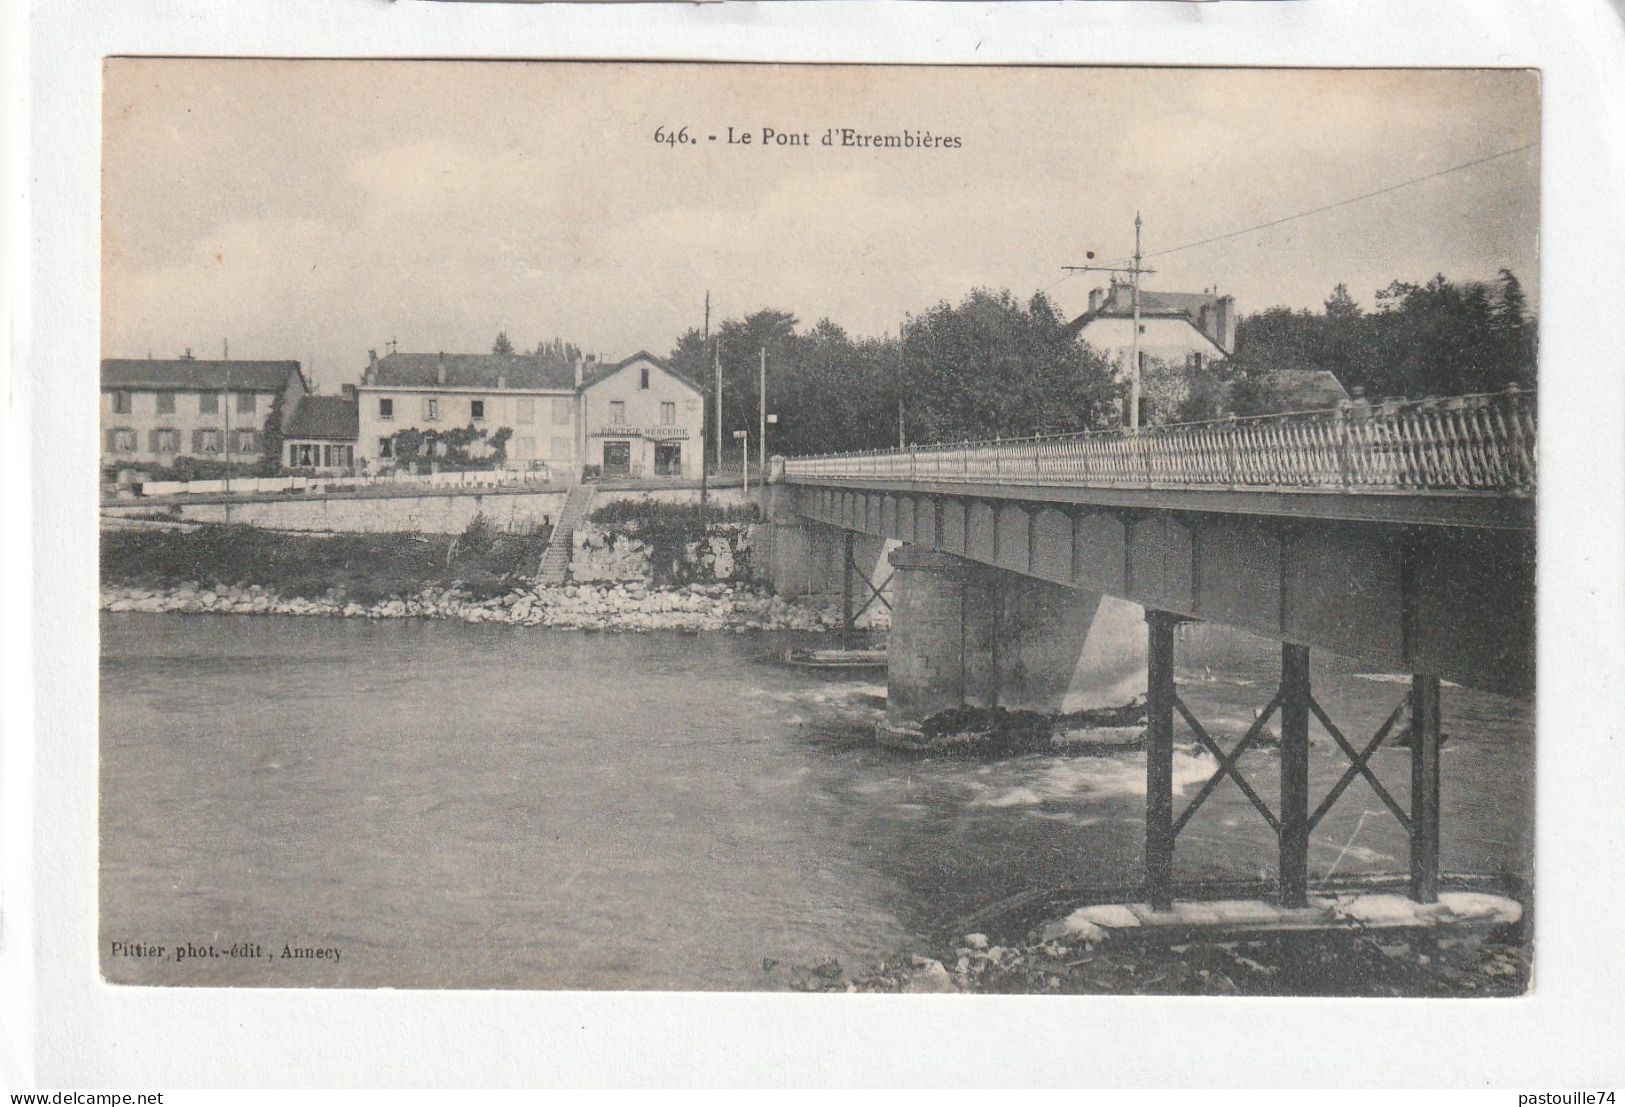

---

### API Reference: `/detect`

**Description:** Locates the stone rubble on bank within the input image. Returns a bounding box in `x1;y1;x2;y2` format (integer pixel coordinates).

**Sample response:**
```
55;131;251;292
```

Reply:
100;579;843;634
570;521;746;584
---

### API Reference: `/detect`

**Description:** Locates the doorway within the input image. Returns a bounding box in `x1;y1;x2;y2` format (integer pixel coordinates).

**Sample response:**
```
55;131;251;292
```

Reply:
654;443;682;477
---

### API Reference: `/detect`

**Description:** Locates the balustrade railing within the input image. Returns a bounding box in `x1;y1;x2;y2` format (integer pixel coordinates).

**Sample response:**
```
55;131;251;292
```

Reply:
783;388;1536;495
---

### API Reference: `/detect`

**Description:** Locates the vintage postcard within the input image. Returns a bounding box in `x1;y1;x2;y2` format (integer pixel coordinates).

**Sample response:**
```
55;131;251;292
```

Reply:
98;60;1538;996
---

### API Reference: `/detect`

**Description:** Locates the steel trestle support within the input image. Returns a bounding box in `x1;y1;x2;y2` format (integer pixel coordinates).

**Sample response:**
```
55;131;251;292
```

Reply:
1141;610;1444;910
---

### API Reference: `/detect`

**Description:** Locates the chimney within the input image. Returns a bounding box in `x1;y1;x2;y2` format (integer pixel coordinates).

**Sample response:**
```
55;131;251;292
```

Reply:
366;349;378;385
497;372;507;389
573;355;583;389
1088;287;1105;313
436;353;447;386
341;383;358;402
1214;295;1236;354
182;347;193;360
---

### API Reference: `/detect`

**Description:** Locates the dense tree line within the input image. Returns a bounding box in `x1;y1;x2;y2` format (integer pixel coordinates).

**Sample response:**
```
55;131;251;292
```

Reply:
667;289;1121;461
666;269;1536;457
1222;270;1536;415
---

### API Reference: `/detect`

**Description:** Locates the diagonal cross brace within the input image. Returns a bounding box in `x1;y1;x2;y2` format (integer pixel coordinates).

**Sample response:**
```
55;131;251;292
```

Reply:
1172;691;1283;836
852;570;893;620
1308;694;1412;832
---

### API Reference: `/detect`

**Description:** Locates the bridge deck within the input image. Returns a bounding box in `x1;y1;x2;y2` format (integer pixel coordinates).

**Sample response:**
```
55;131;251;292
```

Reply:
786;476;1530;530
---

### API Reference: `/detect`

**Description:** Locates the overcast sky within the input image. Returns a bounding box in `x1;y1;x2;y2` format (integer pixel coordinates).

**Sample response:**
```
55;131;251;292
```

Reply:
103;61;1539;392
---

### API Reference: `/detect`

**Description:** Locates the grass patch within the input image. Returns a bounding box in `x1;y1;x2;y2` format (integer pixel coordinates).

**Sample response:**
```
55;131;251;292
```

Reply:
101;515;552;604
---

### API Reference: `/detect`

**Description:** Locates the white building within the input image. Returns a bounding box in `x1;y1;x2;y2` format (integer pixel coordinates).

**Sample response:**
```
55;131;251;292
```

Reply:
355;348;702;479
1068;280;1237;376
580;351;704;479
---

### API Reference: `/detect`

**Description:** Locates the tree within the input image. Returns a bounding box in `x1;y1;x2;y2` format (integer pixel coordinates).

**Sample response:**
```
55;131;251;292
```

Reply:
491;332;516;356
1231;271;1537;410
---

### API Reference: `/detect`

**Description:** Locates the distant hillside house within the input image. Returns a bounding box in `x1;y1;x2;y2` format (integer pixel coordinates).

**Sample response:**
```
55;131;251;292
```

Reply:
1067;280;1237;376
355;349;703;479
282;391;360;472
101;355;307;468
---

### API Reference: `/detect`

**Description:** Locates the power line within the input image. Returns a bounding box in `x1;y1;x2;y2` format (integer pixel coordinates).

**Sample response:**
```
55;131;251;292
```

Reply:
1143;141;1538;261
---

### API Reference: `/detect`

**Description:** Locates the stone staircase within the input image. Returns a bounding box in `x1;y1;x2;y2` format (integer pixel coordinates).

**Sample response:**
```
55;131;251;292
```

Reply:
537;482;595;584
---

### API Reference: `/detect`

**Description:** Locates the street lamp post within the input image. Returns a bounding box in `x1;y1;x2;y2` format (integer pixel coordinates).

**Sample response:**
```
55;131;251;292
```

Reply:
733;429;749;495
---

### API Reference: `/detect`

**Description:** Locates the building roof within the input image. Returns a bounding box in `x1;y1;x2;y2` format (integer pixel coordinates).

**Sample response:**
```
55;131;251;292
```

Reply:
581;350;702;393
283;394;360;441
368;351;578;391
1265;368;1352;411
1063;284;1235;351
102;358;301;391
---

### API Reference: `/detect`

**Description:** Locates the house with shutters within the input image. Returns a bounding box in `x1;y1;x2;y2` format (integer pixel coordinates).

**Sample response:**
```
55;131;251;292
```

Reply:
100;355;307;468
355;348;703;479
282;390;361;472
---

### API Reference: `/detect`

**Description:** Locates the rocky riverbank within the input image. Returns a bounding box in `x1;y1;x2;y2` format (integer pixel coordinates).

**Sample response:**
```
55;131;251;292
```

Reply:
99;579;841;633
767;919;1530;996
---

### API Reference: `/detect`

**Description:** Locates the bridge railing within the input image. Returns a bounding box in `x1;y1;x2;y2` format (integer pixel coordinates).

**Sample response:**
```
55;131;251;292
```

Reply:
783;388;1537;494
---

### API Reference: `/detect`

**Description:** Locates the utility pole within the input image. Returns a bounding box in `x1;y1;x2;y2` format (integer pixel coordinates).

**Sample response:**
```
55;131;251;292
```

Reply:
702;291;711;471
1130;211;1144;432
1063;210;1156;431
715;337;724;476
897;319;906;449
223;361;233;494
758;345;767;476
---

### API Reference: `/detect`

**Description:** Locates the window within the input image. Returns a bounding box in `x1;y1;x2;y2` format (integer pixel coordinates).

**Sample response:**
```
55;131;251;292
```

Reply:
639;365;650;390
197;429;222;454
379;437;395;459
236;392;257;415
323;445;334;468
423;397;440;421
550;436;573;458
610;400;626;425
111;390;132;414
470;399;486;421
660;402;675;426
111;428;136;452
153;429;179;453
235;429;258;453
551;398;571;425
339;445;354;468
156;392;176;414
516;398;535;424
379;397;394;420
199;391;219;414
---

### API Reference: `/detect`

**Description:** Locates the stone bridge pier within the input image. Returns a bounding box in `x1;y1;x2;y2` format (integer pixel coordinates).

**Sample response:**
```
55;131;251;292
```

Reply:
881;544;1146;745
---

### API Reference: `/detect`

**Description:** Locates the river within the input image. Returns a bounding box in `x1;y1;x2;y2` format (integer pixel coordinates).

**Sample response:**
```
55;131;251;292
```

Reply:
99;612;1533;990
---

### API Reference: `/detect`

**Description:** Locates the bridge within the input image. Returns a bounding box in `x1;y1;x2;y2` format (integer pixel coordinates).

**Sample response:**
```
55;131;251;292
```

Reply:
762;388;1536;912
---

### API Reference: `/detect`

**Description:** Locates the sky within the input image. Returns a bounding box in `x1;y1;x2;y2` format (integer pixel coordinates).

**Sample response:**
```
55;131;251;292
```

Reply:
102;61;1540;393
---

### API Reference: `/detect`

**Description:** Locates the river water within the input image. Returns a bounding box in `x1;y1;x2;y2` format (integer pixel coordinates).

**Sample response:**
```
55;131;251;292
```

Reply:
100;613;1533;990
